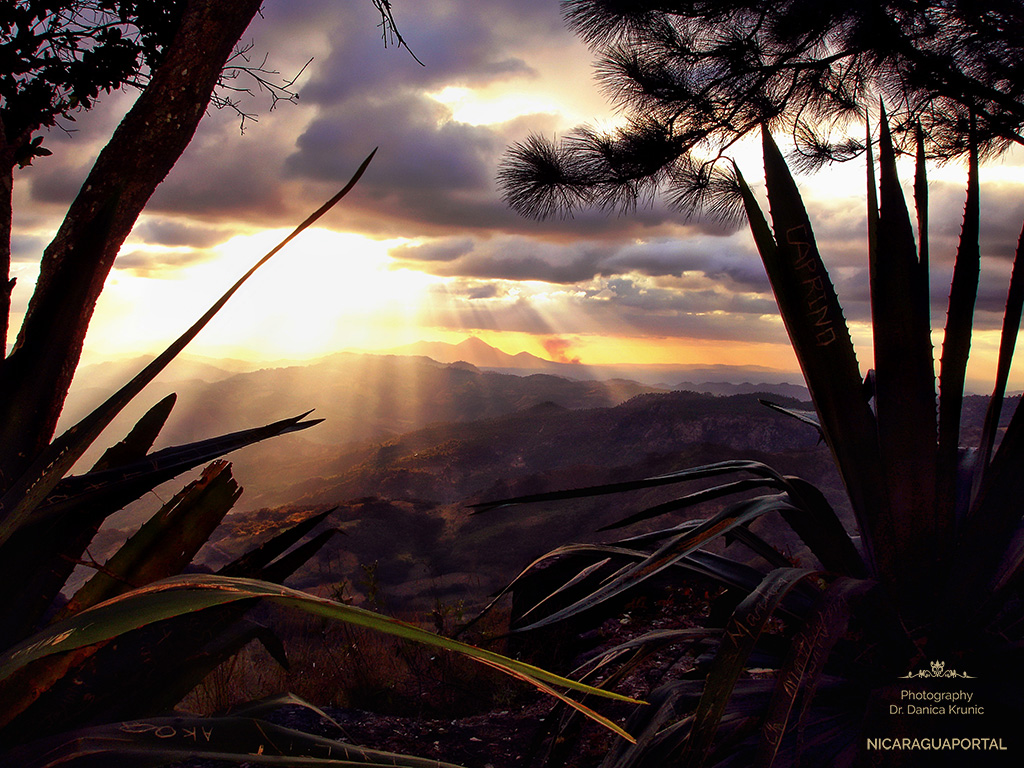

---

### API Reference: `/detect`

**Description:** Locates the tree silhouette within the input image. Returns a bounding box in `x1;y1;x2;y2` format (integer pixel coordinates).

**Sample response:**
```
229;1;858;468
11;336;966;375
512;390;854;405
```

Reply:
500;0;1024;219
0;0;408;485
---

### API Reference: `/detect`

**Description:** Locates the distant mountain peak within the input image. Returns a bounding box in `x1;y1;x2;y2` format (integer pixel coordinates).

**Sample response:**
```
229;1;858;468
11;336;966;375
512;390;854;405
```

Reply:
455;336;496;351
389;337;557;370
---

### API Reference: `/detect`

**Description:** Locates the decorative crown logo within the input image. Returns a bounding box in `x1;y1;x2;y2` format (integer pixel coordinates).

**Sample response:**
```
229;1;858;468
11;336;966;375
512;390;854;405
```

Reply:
900;659;973;679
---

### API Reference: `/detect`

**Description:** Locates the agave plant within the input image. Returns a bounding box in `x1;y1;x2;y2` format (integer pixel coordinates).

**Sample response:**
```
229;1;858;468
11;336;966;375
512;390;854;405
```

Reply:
0;153;638;768
473;119;1024;767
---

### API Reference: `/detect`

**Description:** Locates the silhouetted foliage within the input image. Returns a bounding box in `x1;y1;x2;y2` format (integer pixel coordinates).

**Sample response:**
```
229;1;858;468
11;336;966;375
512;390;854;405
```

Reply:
0;1;186;167
500;0;1024;219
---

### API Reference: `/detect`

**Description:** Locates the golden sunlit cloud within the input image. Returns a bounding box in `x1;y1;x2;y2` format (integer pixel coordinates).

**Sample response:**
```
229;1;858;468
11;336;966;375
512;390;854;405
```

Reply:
82;228;445;361
428;86;561;126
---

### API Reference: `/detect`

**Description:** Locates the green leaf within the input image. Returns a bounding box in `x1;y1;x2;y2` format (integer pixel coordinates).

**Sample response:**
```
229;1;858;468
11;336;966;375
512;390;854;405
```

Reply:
598;478;787;532
779;477;867;578
473;460;788;514
220;508;337;578
0;150;377;548
871;115;939;592
937;139;981;514
60;461;241;617
0;575;641;742
738;136;886;580
90;393;176;473
511;494;804;633
5;609;282;736
973;223;1024;502
681;568;821;768
754;577;871;768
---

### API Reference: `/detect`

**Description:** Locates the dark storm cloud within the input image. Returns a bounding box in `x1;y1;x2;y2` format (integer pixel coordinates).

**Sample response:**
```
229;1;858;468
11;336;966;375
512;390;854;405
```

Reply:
393;234;771;289
145;110;289;218
277;0;731;237
131;219;234;249
27;156;94;207
602;238;770;289
393;236;613;283
10;234;49;264
292;0;560;106
598;277;776;316
288;94;499;192
19;0;736;242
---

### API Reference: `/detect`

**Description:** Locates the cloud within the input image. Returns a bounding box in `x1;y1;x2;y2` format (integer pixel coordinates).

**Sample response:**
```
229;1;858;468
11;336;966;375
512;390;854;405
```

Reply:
130;218;235;249
392;233;770;288
418;273;788;345
292;0;563;106
114;248;213;277
13;0;1024;370
543;337;581;364
10;234;49;264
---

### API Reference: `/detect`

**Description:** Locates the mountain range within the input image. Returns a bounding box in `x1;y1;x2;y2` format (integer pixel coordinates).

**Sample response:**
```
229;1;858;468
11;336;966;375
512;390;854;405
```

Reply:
67;337;1017;615
62;338;807;496
389;337;807;391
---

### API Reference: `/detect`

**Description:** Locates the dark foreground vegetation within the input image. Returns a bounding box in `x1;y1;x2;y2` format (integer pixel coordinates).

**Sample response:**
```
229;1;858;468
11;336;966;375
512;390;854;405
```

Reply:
5;2;1024;767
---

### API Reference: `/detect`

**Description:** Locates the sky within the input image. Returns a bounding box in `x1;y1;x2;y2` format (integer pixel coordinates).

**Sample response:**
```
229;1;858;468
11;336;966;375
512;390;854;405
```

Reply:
10;0;1024;389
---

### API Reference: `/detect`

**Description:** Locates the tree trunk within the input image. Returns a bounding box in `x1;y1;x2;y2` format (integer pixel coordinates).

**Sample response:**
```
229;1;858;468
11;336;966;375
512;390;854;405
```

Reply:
0;118;14;371
0;0;264;485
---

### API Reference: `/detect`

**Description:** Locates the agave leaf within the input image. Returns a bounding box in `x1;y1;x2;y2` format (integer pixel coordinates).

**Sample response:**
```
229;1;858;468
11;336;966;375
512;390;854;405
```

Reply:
871;116;939;589
758;399;822;440
473;460;788;514
779;477;867;578
0;396;181;648
0;575;642;738
602;682;704;768
133;617;290;715
511;494;804;634
89;393;176;473
937;139;981;514
727;526;793;568
517;557;617;622
914;123;930;278
257;528;343;584
973;223;1024;501
755;577;871;768
459;535;764;640
738;137;886;578
37;411;320;522
0;413;319;649
576;629;720;680
681;568;821;768
3;714;469;768
0;149;377;548
60;461;241;617
5;608;282;736
598;478;787;532
219;508;337;577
